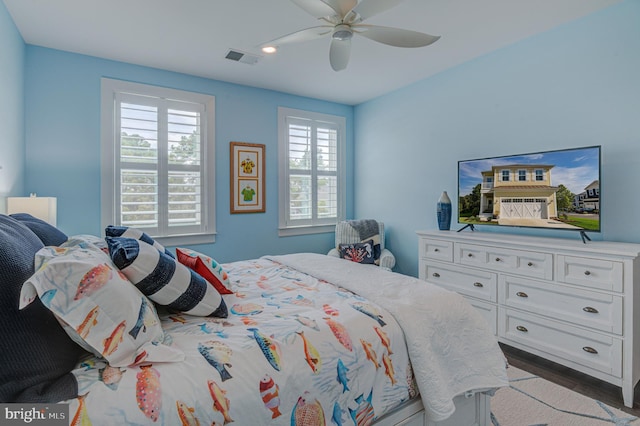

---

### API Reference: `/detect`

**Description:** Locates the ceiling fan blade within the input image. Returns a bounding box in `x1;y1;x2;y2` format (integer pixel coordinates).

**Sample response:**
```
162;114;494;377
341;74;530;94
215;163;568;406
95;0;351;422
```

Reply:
355;25;440;48
349;0;405;22
329;37;351;71
322;0;357;19
289;0;339;19
262;26;333;47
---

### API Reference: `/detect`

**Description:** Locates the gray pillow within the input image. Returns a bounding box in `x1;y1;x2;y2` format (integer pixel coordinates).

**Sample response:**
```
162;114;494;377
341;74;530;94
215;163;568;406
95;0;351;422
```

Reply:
10;213;68;246
0;214;84;402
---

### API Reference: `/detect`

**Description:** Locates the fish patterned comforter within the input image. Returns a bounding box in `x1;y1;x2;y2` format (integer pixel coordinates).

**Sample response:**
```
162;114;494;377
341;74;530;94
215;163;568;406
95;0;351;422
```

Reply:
66;257;417;425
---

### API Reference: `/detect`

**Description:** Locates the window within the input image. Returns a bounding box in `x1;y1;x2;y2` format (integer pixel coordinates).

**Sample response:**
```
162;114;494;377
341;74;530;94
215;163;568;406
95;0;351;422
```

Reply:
278;107;346;236
535;169;544;181
101;79;215;246
483;176;493;190
518;169;527;181
501;170;510;182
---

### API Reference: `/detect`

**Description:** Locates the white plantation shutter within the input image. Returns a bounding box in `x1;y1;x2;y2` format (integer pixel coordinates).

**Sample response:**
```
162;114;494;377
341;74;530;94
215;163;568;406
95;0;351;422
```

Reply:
278;107;345;235
102;79;215;244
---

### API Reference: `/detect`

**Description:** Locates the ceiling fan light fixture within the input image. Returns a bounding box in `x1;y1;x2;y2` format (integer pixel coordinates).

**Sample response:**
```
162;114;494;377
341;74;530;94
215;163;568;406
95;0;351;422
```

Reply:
262;46;277;54
332;24;353;41
261;0;440;71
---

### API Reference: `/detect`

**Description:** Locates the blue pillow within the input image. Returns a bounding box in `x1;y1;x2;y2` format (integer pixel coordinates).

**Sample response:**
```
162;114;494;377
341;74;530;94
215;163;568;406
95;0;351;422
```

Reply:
10;213;68;246
0;214;84;402
338;239;376;265
106;237;228;317
105;225;174;258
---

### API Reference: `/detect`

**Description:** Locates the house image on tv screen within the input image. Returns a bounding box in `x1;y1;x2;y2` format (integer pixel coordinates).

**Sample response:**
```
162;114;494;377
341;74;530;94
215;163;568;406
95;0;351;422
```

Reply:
459;146;600;232
479;164;561;226
574;180;600;213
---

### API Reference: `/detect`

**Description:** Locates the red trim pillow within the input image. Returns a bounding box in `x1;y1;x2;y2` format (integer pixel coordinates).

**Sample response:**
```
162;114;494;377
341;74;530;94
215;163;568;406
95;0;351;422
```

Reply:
176;248;233;295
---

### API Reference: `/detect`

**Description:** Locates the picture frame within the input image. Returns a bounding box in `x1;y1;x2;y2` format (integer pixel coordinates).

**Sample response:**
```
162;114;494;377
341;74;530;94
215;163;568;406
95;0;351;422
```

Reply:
230;141;265;214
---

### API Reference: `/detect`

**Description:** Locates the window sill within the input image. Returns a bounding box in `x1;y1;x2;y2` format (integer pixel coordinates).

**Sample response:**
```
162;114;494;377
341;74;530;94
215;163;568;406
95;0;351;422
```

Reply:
279;224;335;237
154;233;216;247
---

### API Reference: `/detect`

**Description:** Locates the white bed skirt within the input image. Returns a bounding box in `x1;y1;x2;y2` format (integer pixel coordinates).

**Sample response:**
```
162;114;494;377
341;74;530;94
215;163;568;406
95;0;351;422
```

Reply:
374;392;490;426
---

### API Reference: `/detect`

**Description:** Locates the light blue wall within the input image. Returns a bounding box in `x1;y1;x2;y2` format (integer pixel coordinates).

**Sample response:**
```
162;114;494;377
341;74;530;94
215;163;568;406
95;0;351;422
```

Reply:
0;1;25;211
354;0;640;276
23;47;354;262
13;1;639;273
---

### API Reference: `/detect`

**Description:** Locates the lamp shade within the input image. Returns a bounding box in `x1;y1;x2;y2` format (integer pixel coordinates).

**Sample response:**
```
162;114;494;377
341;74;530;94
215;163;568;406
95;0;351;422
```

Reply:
7;196;57;226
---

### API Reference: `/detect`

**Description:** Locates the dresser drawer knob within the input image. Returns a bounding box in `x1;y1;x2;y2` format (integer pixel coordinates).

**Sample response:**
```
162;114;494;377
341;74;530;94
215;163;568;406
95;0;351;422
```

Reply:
527;262;533;267
583;306;599;314
516;292;528;298
516;325;528;332
495;257;501;262
467;253;473;257
584;270;592;276
434;248;439;252
582;346;598;354
432;272;440;278
473;282;484;288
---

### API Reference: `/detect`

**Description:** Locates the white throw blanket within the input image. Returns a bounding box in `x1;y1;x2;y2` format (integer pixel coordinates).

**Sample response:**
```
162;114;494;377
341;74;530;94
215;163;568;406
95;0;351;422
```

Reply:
266;253;509;422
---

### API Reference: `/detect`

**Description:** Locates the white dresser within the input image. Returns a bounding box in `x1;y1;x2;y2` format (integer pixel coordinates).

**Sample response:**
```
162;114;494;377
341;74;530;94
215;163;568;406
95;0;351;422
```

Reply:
416;230;640;408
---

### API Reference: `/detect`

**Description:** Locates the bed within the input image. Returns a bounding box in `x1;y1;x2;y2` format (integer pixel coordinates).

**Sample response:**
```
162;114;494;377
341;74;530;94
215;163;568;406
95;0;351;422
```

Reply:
0;214;508;426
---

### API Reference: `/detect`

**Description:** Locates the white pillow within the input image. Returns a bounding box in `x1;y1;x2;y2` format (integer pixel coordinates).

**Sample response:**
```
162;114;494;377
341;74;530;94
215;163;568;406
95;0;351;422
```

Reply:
20;245;184;367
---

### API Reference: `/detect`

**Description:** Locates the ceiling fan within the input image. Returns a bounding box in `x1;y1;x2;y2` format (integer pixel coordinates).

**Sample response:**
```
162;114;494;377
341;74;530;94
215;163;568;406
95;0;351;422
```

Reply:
261;0;440;71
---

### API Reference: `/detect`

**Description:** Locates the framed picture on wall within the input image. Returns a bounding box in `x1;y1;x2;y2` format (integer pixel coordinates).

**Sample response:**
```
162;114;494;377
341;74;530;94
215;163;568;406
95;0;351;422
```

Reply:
230;141;265;213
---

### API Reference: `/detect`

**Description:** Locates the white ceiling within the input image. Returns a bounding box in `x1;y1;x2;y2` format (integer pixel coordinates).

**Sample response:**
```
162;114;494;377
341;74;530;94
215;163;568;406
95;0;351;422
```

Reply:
4;0;621;105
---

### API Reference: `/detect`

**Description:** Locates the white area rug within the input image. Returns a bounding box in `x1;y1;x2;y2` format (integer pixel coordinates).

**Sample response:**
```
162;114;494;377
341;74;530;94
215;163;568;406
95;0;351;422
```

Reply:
491;366;638;425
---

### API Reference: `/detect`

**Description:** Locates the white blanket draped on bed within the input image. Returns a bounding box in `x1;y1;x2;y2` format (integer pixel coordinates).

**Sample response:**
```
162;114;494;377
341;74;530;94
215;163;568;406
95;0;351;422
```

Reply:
266;253;509;422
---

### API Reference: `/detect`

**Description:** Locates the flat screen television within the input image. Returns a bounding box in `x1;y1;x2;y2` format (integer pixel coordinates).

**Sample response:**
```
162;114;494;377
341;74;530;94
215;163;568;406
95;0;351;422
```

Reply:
457;145;601;234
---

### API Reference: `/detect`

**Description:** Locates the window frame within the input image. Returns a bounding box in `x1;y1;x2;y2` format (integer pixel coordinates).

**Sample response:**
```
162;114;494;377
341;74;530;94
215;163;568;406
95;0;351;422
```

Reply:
100;78;216;246
517;169;527;182
277;107;346;236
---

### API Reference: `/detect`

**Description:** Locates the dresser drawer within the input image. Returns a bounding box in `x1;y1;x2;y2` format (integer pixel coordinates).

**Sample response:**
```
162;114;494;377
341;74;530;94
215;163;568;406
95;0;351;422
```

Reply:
419;238;453;262
499;275;623;335
466;297;497;336
421;261;497;302
556;255;623;292
499;308;622;378
455;243;553;280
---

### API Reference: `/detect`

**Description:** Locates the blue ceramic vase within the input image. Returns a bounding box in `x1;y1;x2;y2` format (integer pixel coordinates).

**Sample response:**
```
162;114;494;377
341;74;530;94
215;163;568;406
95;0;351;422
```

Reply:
437;191;452;231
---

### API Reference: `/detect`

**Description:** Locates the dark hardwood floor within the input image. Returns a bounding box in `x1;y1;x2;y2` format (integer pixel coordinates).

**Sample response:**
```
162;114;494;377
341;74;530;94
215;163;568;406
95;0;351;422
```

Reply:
500;343;640;417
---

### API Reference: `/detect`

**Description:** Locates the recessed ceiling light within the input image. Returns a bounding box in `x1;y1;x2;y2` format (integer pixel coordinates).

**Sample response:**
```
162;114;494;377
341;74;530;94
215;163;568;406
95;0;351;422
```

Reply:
262;46;277;54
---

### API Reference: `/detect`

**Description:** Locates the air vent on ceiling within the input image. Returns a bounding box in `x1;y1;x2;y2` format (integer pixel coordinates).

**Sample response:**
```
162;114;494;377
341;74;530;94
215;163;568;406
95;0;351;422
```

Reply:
225;49;260;65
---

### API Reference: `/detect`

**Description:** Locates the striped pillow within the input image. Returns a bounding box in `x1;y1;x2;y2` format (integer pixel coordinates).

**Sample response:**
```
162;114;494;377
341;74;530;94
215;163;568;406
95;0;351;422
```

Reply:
106;237;227;317
105;225;174;258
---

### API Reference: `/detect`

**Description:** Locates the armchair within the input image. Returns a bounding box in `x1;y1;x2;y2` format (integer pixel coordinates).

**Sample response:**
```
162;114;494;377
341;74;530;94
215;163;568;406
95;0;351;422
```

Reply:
328;219;396;271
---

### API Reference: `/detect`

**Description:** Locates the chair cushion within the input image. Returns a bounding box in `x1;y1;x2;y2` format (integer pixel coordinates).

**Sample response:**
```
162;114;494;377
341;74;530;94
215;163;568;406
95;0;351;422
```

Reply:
338;240;376;265
10;212;68;246
0;214;84;402
336;220;383;263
